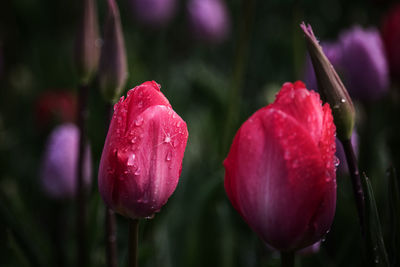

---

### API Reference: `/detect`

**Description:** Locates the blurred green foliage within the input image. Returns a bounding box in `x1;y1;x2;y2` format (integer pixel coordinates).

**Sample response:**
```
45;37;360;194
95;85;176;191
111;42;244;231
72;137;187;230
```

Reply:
0;0;400;266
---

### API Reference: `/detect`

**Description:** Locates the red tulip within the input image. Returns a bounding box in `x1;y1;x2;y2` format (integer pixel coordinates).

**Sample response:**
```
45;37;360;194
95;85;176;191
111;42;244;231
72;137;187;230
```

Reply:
381;4;400;81
98;81;188;219
224;81;337;251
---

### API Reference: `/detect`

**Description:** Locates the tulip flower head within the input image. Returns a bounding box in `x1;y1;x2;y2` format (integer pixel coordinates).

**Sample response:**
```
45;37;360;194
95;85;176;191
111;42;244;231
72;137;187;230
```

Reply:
301;23;355;141
131;0;176;27
74;0;100;84
224;81;337;251
99;0;128;102
303;26;389;101
40;123;92;199
304;42;343;93
98;81;188;219
339;26;389;100
187;0;230;43
35;91;77;129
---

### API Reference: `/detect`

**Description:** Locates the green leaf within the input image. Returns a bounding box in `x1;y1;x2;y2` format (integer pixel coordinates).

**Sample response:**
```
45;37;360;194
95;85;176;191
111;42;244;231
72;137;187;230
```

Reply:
362;173;390;266
387;167;400;266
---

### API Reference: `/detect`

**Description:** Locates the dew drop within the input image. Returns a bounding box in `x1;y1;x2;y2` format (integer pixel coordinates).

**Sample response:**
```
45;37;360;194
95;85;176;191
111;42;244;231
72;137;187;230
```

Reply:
334;156;340;167
135;116;144;126
127;154;136;166
134;168;141;176
164;135;171;143
173;139;179;148
107;168;115;175
145;214;155;220
131;136;138;144
341;98;346;103
166;150;172;161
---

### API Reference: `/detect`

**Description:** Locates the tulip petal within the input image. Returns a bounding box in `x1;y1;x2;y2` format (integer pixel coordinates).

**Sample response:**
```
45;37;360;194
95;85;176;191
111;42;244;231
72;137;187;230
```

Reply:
224;103;336;251
99;105;188;218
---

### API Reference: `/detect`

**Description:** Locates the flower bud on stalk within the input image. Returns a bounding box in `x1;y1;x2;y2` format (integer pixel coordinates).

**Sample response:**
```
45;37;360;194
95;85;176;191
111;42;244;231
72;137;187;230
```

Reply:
98;81;188;219
99;0;128;103
224;81;337;252
301;23;355;141
75;0;100;84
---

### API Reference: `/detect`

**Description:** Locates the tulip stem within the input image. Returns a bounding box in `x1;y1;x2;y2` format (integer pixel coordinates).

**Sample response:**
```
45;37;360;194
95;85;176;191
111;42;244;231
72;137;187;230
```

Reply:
341;138;366;237
128;219;139;267
104;104;118;267
106;208;118;267
223;0;256;154
280;251;295;267
76;83;90;267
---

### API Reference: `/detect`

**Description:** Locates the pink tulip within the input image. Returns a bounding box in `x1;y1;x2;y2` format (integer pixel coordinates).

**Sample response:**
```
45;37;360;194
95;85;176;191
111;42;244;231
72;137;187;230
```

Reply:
224;81;337;251
98;81;188;219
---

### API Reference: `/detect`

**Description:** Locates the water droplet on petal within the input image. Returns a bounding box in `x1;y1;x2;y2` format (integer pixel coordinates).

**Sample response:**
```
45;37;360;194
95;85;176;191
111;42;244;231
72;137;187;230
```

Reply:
341;98;346;103
134;168;141;176
334;156;340;167
166;150;172;161
173;139;179;148
135;116;144;126
127;154;136;166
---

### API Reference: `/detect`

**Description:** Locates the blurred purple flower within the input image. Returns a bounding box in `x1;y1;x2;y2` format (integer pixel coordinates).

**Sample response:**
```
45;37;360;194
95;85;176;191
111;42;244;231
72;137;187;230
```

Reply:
303;26;389;101
131;0;176;27
187;0;230;44
336;131;359;174
340;26;389;101
40;123;92;199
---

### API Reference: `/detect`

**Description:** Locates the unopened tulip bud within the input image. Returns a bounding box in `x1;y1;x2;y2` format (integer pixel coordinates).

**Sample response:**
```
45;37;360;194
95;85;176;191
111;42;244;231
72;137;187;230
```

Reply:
98;81;188;219
99;0;128;102
301;23;355;141
40;123;92;199
225;81;337;251
75;0;100;84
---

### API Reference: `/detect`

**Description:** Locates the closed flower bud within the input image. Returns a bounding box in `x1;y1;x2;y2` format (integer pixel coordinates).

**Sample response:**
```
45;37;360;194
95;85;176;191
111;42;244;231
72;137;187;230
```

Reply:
301;23;355;141
98;81;188;219
131;0;176;27
187;0;230;44
224;81;337;251
40;124;92;199
75;0;100;84
382;4;400;82
99;0;128;102
304;42;343;92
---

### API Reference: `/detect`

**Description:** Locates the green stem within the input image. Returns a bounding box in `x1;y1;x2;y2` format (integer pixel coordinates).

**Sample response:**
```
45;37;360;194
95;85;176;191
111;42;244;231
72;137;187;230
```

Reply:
104;104;118;267
76;83;89;267
128;219;139;267
222;0;256;155
341;138;366;237
281;251;295;267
